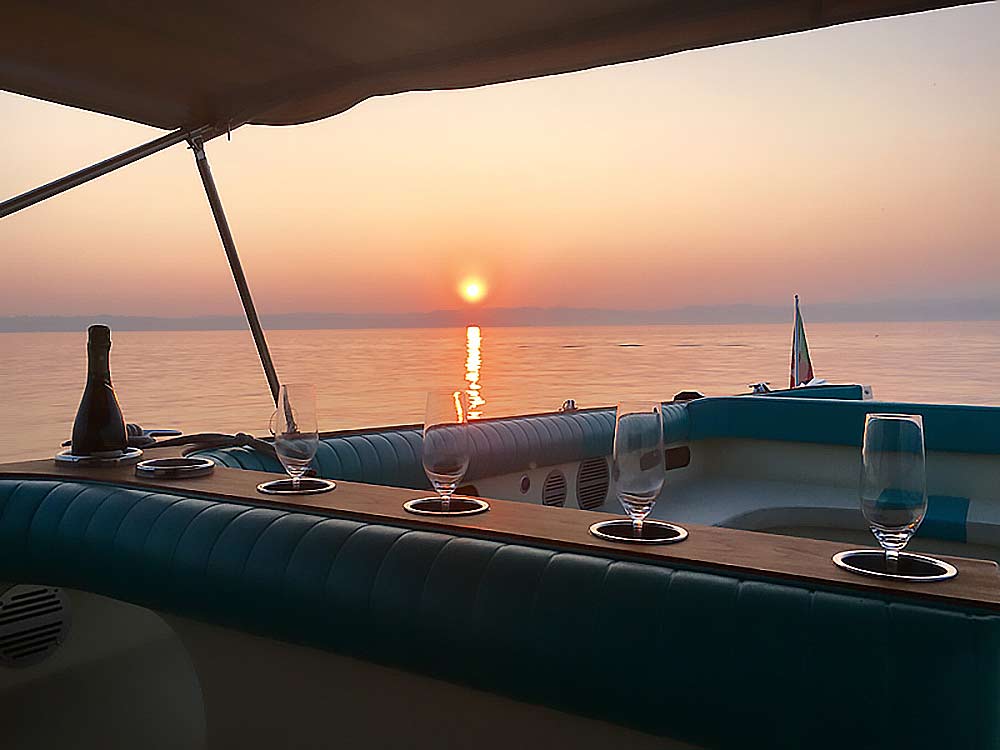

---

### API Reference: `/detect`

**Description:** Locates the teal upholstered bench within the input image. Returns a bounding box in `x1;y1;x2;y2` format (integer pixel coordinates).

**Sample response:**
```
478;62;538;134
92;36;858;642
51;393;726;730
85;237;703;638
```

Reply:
194;396;1000;496
686;397;1000;454
1;478;997;749
195;409;618;489
188;389;855;485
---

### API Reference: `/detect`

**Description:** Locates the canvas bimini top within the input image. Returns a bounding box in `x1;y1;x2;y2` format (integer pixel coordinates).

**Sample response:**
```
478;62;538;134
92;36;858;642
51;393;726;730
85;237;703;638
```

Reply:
3;0;986;132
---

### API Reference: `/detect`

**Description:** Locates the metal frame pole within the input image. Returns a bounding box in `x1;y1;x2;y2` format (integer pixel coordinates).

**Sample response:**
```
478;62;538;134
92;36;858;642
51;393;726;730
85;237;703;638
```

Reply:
1;127;207;218
188;136;280;404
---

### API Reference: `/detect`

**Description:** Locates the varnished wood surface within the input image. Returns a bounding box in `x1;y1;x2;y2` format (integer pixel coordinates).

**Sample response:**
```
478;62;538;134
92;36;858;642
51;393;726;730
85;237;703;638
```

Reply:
2;447;998;612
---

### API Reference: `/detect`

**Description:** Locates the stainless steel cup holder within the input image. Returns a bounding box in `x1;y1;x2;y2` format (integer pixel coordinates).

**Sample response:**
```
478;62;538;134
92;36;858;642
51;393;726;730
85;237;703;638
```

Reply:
589;519;688;545
55;446;144;465
403;496;490;516
832;549;957;582
257;477;337;495
136;456;215;479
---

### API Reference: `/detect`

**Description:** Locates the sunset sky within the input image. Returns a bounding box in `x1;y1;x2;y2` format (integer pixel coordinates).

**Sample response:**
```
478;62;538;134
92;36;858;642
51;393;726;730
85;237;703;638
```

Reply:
1;3;998;318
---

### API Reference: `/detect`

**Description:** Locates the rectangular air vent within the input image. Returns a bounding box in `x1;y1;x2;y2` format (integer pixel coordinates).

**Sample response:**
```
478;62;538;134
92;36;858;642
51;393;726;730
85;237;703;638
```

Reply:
542;470;567;506
576;457;609;510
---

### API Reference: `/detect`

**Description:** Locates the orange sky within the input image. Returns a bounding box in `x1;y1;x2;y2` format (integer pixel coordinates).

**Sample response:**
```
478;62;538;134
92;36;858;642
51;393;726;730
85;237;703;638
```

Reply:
1;4;998;317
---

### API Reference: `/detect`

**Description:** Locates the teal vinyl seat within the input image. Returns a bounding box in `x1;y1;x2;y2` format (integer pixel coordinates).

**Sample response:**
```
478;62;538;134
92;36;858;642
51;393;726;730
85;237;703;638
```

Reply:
686;396;1000;454
195;393;1000;493
195;409;620;488
1;478;998;749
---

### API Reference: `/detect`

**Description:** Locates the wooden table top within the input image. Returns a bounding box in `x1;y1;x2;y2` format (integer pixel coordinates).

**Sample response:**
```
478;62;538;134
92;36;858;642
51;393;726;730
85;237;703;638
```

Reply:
2;446;998;612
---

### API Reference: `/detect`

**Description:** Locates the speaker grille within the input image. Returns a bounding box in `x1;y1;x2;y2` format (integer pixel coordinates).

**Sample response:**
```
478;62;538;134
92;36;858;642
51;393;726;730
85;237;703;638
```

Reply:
576;457;610;510
0;586;70;668
541;470;567;507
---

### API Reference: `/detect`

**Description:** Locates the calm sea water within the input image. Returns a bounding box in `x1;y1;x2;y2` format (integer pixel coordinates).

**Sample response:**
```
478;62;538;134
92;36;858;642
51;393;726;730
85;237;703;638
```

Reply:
1;321;997;462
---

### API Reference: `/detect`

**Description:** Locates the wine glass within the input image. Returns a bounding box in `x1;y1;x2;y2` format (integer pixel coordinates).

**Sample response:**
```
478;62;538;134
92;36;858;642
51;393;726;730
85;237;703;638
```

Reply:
420;390;471;512
270;384;319;490
613;401;666;536
859;413;927;573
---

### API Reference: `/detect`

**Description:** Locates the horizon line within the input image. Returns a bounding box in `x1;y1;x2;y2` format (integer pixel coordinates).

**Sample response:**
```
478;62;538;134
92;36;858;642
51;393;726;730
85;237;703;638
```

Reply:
3;298;1000;332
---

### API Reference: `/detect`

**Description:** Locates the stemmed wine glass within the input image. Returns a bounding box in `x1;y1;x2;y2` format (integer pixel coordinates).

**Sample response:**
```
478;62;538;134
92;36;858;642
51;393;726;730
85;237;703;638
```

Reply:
859;413;927;572
403;390;489;516
590;401;687;543
257;384;334;495
615;401;666;534
272;384;319;489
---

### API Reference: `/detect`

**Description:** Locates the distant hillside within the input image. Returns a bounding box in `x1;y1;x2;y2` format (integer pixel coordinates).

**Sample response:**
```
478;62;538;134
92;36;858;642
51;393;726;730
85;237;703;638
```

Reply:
2;298;999;332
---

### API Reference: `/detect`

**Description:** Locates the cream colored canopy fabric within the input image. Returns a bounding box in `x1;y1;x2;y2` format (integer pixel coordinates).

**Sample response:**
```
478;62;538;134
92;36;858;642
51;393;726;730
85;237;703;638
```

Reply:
3;1;982;131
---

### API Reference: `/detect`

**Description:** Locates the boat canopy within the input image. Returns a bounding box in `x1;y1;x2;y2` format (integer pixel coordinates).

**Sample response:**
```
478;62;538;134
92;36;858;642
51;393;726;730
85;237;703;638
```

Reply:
3;0;983;132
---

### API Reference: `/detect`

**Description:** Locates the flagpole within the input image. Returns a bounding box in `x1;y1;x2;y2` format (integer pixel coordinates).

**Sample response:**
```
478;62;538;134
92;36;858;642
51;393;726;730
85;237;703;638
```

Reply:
792;294;800;388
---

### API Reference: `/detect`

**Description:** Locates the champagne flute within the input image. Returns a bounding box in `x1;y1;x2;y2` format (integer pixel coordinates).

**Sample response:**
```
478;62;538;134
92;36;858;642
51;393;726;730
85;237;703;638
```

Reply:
613;401;666;536
404;390;488;516
421;390;471;512
591;401;686;543
859;413;927;572
271;384;319;490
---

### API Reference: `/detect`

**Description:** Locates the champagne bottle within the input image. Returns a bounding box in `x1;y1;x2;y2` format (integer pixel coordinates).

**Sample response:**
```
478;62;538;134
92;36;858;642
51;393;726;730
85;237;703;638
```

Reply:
71;325;127;457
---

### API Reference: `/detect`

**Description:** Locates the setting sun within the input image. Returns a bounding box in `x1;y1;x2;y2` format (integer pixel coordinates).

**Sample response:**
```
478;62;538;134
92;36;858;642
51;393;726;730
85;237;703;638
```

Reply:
459;278;487;304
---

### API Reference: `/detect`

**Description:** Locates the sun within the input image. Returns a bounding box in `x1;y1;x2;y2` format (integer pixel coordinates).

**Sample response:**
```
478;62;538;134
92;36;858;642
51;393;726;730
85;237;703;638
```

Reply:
459;278;487;303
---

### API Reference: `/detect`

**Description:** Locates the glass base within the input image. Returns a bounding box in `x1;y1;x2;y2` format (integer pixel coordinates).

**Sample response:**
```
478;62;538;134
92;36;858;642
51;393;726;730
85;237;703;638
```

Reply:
832;549;957;581
403;496;490;516
589;519;688;545
257;477;337;495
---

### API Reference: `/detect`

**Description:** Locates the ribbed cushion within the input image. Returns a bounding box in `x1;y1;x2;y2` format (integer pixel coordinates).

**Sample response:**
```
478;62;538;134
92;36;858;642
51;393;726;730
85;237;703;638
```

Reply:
196;408;694;487
1;478;997;749
197;394;1000;493
196;411;620;487
661;402;691;444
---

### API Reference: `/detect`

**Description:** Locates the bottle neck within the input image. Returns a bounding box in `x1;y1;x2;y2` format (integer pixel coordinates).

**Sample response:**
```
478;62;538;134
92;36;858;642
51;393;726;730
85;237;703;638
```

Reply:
87;343;112;383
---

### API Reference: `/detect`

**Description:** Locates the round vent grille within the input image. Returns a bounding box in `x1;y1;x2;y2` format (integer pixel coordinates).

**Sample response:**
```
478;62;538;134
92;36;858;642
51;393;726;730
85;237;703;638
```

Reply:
541;470;567;507
576;457;610;510
0;585;71;668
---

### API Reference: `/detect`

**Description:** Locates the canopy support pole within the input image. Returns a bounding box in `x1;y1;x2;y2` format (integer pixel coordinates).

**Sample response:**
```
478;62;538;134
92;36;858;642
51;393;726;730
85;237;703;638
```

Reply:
188;136;280;405
0;127;208;218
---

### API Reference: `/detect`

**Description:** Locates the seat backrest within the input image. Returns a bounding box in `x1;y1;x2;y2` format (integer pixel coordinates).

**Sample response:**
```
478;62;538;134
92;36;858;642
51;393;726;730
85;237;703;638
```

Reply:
687;396;1000;453
196;395;1000;491
1;478;997;749
197;409;619;487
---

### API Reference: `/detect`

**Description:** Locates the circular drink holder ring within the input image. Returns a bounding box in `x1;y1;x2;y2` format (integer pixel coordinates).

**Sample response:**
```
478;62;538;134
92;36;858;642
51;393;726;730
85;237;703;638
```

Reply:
55;447;144;465
135;456;215;479
403;496;490;516
589;519;688;545
256;477;336;495
832;549;957;582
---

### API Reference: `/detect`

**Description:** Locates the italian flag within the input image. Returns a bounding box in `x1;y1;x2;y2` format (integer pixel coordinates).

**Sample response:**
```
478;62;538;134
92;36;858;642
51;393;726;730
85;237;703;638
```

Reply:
790;294;815;388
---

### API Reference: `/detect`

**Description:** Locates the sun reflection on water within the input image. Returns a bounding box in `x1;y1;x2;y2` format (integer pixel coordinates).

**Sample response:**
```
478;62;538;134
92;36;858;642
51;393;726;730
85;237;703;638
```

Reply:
465;325;486;419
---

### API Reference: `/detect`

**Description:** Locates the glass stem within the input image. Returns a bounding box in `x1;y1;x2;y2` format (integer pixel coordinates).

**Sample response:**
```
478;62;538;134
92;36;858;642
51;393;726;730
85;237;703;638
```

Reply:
437;481;458;512
292;473;300;491
633;518;644;538
886;548;899;574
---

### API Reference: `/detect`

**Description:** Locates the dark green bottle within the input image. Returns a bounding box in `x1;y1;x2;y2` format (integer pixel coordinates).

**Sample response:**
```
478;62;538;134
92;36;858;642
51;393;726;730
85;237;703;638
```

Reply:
71;325;127;457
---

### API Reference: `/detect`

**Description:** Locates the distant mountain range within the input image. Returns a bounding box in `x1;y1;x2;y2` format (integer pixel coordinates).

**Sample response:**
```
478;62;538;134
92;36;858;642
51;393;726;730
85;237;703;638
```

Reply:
2;299;999;332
